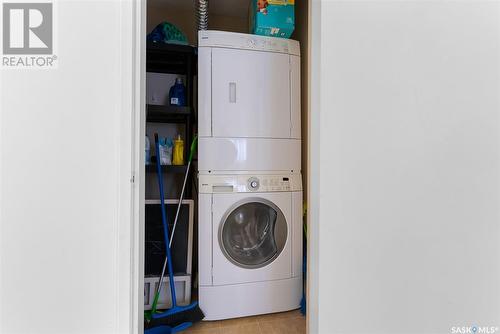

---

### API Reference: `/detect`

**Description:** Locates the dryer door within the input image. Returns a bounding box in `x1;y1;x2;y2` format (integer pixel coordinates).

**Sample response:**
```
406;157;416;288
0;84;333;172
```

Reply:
219;200;287;269
212;192;292;285
211;48;291;138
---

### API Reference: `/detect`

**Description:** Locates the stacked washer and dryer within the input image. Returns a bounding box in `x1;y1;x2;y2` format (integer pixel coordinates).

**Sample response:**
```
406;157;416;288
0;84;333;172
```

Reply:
197;30;302;320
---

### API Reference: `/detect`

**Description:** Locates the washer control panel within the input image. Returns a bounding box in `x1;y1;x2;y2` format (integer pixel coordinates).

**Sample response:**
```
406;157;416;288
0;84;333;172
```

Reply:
247;177;260;191
199;174;302;193
258;176;291;192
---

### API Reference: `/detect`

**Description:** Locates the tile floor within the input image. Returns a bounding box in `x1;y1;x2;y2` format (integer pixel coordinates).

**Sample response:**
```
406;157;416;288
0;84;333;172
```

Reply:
183;309;305;334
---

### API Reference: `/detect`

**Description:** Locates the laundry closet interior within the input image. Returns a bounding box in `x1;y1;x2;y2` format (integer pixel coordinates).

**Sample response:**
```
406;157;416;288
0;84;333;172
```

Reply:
142;1;309;333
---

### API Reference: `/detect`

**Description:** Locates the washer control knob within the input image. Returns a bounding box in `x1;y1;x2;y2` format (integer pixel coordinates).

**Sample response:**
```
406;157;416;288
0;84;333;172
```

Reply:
248;177;260;191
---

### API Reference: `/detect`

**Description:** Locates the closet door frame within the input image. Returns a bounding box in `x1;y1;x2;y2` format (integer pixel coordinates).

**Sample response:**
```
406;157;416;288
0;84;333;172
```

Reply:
122;0;146;333
129;2;317;334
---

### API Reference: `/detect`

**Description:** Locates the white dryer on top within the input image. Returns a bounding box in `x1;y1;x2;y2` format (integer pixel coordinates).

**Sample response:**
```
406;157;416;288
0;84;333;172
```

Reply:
198;30;301;173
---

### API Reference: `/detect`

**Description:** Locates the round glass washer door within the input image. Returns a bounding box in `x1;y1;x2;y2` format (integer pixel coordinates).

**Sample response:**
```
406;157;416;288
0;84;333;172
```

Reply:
218;198;288;269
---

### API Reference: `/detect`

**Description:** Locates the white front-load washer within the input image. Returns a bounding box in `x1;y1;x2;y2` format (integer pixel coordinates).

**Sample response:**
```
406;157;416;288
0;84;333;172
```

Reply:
198;30;301;173
198;173;303;320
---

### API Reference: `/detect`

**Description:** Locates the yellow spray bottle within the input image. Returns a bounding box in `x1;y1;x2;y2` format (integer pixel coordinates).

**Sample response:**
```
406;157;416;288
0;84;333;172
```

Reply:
172;134;184;165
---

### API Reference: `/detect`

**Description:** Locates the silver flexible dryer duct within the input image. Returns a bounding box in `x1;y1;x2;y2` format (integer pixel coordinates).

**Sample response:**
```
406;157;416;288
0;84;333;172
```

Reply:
196;0;209;30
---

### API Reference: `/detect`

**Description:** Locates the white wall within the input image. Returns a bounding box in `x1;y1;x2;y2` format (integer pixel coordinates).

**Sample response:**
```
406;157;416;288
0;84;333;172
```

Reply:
309;1;500;333
0;1;143;333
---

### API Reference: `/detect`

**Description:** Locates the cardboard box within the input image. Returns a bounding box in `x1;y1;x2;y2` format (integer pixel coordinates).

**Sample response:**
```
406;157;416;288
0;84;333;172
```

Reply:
249;0;295;39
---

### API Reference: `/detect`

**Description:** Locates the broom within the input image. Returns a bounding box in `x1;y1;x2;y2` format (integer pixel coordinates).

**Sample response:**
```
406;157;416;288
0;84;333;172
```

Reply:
145;134;203;331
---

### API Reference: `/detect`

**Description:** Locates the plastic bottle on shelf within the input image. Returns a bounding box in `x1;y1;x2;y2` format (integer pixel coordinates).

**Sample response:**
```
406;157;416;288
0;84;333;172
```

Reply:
172;135;184;165
169;78;186;106
159;137;173;165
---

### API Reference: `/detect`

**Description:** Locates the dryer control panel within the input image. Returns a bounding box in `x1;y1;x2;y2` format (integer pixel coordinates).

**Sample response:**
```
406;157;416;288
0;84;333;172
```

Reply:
198;30;300;56
199;174;302;193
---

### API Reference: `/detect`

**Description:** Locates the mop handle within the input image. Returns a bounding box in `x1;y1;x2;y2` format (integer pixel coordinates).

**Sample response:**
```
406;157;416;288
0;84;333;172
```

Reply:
169;159;191;247
153;137;168;301
169;135;197;247
154;133;178;308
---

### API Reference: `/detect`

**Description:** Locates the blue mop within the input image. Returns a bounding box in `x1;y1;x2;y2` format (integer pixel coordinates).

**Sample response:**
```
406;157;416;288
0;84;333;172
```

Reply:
145;323;191;334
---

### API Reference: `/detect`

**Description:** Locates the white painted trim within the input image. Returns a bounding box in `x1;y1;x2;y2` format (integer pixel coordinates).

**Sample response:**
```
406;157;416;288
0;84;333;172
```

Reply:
308;1;321;334
131;0;146;333
117;0;146;333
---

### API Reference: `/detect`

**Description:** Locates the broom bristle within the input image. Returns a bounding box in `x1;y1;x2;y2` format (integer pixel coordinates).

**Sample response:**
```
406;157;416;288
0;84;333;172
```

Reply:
147;303;205;329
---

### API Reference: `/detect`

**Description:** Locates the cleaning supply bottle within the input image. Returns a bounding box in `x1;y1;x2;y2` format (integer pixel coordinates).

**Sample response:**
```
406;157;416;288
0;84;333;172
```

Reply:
169;78;186;106
172;135;184;165
159;137;174;165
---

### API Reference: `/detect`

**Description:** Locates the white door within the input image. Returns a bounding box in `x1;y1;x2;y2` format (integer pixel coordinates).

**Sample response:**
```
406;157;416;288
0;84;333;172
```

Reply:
211;48;291;138
212;192;292;285
309;1;500;333
0;1;142;333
